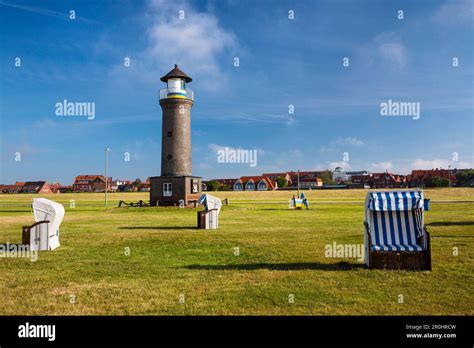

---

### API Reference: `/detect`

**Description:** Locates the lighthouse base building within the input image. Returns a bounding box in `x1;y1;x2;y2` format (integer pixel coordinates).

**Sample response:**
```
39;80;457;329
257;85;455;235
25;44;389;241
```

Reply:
150;65;202;206
150;175;202;206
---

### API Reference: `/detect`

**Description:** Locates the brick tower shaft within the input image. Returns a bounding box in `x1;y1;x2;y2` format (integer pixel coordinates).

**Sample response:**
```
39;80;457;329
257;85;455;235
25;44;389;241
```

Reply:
160;98;193;176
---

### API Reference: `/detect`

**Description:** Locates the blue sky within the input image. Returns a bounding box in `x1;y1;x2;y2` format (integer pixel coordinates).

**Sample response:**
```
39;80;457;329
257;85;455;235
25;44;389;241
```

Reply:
0;0;472;184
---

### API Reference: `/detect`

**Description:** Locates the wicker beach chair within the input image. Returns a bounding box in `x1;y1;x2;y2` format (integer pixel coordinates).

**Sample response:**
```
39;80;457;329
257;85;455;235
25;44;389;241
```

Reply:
364;191;431;270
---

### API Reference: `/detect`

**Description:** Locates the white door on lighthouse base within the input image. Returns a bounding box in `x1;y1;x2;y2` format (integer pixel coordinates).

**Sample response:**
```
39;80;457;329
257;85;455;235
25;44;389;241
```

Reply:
163;183;172;197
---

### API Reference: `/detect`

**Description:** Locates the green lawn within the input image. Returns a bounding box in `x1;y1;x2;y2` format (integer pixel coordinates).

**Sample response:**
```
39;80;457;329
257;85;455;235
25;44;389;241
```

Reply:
0;189;472;315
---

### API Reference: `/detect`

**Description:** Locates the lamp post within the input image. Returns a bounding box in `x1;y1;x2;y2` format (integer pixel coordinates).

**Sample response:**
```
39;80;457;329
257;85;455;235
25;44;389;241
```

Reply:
105;148;110;206
297;170;300;197
448;165;451;188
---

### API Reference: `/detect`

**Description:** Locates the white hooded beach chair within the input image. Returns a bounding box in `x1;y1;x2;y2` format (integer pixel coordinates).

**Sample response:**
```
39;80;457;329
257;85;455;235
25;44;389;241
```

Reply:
22;198;65;251
197;194;221;229
364;191;431;270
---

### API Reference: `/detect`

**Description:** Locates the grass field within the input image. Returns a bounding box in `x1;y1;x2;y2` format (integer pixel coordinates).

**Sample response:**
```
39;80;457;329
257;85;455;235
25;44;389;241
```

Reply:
0;188;472;315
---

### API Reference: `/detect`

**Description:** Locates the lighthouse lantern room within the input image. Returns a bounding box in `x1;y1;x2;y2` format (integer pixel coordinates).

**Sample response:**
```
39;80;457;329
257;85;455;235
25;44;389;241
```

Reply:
159;64;194;101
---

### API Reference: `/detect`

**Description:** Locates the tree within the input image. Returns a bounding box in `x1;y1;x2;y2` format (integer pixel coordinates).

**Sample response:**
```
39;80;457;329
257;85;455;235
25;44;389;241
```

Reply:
456;170;474;186
438;177;450;187
320;171;337;185
132;178;142;189
206;180;219;191
218;184;230;191
425;176;449;187
456;171;469;186
276;176;288;188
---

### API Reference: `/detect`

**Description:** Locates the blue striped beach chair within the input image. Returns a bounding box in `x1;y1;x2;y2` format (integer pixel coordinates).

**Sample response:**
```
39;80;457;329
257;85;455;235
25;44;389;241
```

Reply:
364;190;431;270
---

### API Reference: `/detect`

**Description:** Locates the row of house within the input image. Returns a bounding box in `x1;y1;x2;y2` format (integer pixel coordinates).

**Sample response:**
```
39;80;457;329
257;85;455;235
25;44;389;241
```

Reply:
335;167;461;188
408;169;458;187
350;172;406;188
2;168;471;194
0;181;58;194
207;171;327;191
206;167;471;191
73;175;150;192
0;176;151;194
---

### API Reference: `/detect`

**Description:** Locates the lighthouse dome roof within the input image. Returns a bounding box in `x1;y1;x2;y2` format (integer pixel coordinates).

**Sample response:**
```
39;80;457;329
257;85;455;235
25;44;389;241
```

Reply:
160;64;192;83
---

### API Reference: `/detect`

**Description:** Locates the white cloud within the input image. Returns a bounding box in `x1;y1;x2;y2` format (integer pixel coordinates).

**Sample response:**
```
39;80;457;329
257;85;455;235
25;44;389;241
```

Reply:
368;161;394;172
144;0;237;90
329;161;352;171
319;137;365;153
359;32;407;69
412;158;472;170
432;0;473;26
104;0;237;93
374;33;407;69
332;137;364;146
197;111;287;124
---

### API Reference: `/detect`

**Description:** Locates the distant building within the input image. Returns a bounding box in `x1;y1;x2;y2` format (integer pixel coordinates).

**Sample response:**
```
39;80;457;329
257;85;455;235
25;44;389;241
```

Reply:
332;167;371;183
0;181;56;194
234;176;276;191
409;169;456;187
111;180;129;192
139;182;150;192
289;171;328;185
21;181;53;194
1;184;23;194
118;183;134;192
299;177;323;189
371;172;405;188
350;174;372;186
348;172;406;188
59;185;74;193
332;167;346;182
74;175;111;192
49;183;62;193
262;172;292;185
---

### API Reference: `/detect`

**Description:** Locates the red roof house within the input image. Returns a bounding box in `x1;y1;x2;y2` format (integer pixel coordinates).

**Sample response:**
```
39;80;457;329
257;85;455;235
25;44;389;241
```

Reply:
234;176;276;191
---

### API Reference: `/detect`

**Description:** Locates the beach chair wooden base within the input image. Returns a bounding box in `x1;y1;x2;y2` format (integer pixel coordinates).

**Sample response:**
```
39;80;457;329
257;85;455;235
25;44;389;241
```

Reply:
22;220;51;250
369;250;431;270
197;209;219;229
365;223;432;271
22;221;50;244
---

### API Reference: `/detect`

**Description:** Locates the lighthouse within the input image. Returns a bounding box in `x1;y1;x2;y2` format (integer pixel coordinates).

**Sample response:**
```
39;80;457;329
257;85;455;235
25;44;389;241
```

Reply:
150;65;202;206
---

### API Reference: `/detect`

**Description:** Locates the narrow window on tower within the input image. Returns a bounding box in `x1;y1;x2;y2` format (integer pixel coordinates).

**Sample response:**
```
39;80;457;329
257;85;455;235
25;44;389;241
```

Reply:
181;80;185;90
163;183;172;197
167;154;173;160
167;131;172;137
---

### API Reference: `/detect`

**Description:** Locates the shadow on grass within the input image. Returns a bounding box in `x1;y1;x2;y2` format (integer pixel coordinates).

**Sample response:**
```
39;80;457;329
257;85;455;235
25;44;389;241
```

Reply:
433;235;474;238
119;226;197;230
426;221;474;227
183;261;365;271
